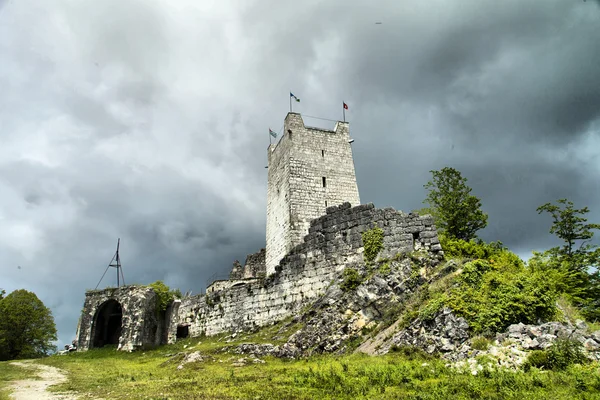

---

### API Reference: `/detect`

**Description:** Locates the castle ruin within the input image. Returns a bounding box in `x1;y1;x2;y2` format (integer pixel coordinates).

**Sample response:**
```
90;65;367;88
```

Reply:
75;113;442;352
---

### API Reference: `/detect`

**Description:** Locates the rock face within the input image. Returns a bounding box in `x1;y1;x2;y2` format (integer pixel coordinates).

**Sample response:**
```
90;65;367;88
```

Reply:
497;321;600;358
369;308;600;370
269;254;441;357
377;308;470;356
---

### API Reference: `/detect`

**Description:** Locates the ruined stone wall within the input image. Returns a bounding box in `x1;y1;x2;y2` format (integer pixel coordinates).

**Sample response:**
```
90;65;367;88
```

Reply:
243;248;266;278
207;278;258;294
265;113;360;275
77;286;162;352
175;203;441;338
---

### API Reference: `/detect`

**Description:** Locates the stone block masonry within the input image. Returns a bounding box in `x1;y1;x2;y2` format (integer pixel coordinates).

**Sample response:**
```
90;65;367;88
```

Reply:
266;113;361;275
175;202;442;339
76;286;166;352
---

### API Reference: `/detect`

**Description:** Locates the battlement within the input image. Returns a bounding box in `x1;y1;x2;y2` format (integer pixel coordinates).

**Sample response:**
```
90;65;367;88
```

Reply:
265;112;360;276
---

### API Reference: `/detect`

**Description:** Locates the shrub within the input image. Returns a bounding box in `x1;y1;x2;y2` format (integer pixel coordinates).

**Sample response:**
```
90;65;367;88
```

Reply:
362;226;384;264
147;281;180;314
448;266;560;333
523;338;589;371
340;268;363;292
418;237;562;334
389;345;434;360
471;336;491;351
379;262;391;275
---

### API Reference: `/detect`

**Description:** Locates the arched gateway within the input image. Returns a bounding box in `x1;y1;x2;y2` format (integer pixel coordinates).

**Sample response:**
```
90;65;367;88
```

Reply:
75;285;180;352
91;299;123;348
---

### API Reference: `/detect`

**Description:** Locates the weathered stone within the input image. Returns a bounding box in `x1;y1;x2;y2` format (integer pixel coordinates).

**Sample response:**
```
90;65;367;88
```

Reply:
584;338;600;350
177;351;204;369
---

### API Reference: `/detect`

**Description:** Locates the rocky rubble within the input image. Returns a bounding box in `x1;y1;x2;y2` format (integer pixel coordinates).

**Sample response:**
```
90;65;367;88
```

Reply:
375;307;600;373
377;307;470;355
496;321;600;360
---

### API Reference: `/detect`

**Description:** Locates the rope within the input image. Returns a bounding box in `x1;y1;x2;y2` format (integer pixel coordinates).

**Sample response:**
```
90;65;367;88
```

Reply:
301;114;340;123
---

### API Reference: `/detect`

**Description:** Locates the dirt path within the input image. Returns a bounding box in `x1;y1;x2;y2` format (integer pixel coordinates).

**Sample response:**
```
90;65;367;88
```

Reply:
8;360;79;400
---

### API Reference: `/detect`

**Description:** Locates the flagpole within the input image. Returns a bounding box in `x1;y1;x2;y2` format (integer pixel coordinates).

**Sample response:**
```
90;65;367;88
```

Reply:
269;128;272;146
343;101;346;122
289;91;292;113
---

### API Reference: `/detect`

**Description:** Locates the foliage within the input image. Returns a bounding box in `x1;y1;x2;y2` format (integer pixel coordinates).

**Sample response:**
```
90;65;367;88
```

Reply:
362;226;384;264
418;292;447;321
147;281;181;314
439;232;509;261
0;289;4;300
410;235;562;334
33;336;600;400
423;167;488;241
523;338;589;371
340;268;363;292
471;336;491;351
447;259;561;333
378;262;391;275
0;289;57;361
536;198;600;320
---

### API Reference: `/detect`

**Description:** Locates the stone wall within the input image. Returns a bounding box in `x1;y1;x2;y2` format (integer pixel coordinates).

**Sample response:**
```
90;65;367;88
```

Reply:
77;286;163;352
265;113;361;275
229;250;265;280
175;202;442;338
243;248;266;278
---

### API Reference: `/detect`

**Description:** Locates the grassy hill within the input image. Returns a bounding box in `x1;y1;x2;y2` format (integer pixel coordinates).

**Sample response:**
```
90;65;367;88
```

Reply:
0;329;597;400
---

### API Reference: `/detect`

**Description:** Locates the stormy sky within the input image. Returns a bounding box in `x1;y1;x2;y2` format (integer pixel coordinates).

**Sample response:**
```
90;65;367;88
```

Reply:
1;0;599;347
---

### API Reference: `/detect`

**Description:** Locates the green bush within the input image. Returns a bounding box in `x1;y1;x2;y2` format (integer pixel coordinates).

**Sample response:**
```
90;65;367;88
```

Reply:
471;336;491;351
147;281;180;314
448;265;560;333
417;237;562;334
362;226;384;264
340;268;363;292
523;338;588;371
389;345;434;360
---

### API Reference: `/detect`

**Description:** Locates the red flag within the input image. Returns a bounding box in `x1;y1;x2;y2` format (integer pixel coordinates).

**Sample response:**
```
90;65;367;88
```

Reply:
343;102;348;110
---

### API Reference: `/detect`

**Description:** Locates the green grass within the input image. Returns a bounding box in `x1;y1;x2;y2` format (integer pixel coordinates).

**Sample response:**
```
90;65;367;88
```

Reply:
0;361;36;400
31;331;600;400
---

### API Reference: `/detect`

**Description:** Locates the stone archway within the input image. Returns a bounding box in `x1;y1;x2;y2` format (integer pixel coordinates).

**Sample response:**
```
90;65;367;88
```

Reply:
91;299;123;348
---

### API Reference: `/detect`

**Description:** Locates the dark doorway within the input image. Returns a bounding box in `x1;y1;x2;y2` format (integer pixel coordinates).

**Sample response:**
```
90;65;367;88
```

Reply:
92;300;123;348
177;325;189;339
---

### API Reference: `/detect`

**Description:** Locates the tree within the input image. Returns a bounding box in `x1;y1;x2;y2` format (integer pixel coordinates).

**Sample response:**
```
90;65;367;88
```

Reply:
422;167;488;241
0;289;57;361
536;199;600;320
0;289;4;300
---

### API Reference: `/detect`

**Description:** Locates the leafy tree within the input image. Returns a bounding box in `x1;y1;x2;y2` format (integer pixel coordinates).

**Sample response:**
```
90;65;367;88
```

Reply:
536;199;600;320
0;289;5;300
0;289;57;361
422;167;488;241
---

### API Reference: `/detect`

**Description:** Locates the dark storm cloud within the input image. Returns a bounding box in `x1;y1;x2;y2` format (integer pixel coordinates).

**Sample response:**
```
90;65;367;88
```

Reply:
1;0;599;347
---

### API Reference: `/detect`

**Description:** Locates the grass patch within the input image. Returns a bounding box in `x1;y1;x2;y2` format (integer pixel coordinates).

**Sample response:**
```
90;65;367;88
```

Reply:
35;342;600;400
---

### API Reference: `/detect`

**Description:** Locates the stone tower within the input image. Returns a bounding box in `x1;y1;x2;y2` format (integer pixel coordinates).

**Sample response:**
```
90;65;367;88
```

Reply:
265;112;361;275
